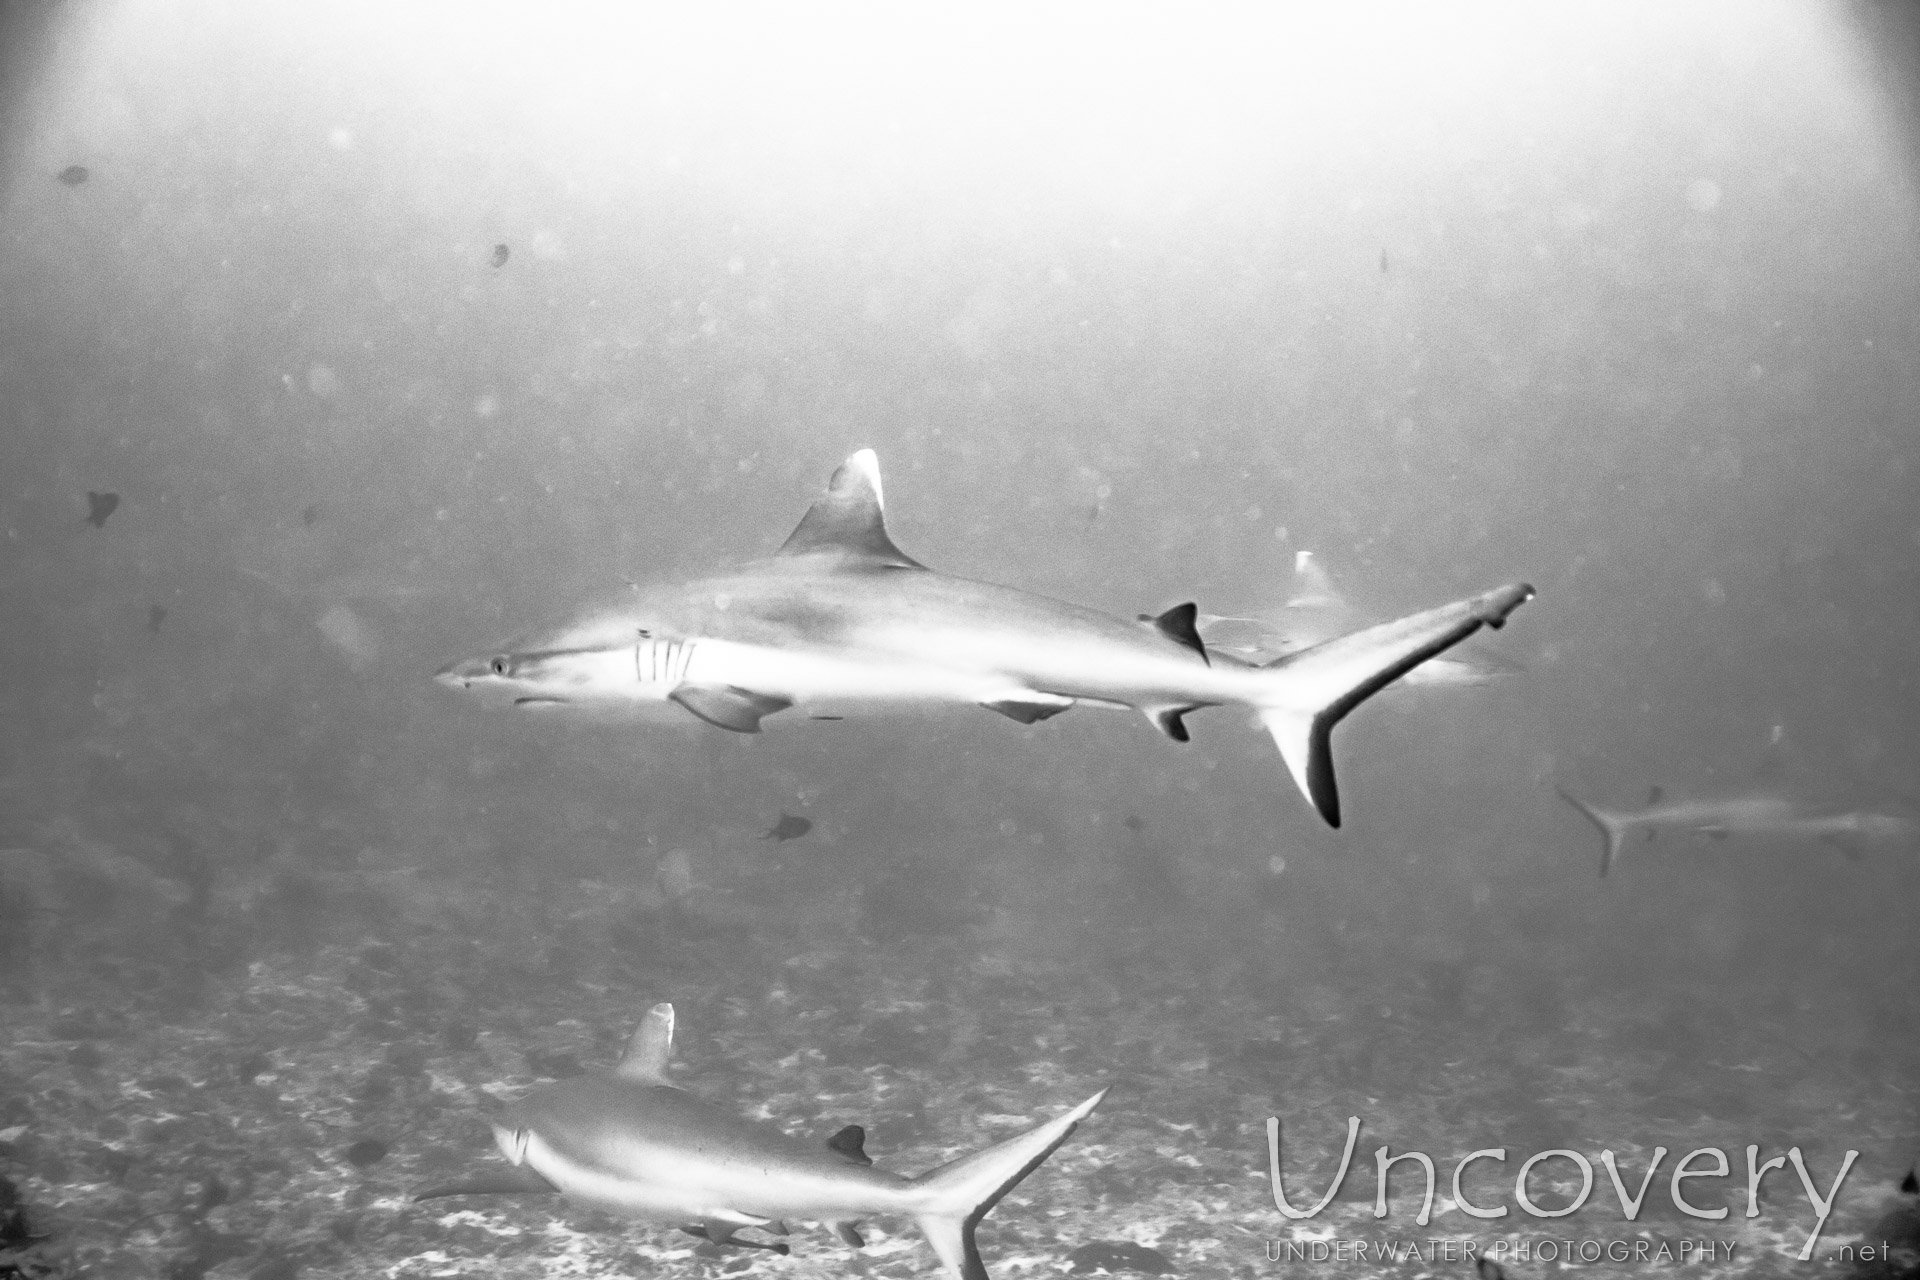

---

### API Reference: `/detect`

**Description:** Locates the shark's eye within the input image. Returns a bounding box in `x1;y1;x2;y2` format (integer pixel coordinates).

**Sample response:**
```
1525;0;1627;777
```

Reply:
636;628;651;638
490;656;510;677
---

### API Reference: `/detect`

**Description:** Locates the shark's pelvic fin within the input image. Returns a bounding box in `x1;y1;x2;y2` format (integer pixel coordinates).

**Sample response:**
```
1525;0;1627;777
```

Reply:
616;1003;675;1083
827;1124;873;1165
1258;583;1535;827
777;449;926;569
670;684;794;733
909;1086;1108;1280
833;1221;867;1248
1557;788;1630;878
980;690;1075;724
1140;603;1209;665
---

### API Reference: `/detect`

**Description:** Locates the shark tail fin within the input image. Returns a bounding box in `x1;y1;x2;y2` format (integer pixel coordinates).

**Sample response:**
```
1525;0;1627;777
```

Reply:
1557;788;1629;877
1253;584;1534;827
908;1088;1107;1280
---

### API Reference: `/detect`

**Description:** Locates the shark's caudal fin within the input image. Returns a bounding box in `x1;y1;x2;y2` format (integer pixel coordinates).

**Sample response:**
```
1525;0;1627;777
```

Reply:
1255;583;1534;827
908;1088;1107;1280
1557;788;1630;877
778;449;925;569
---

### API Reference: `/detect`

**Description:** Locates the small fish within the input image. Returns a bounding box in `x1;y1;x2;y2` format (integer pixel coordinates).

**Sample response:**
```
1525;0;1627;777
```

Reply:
84;491;119;528
1902;1165;1917;1195
345;1138;389;1168
1122;815;1145;834
57;165;89;187
302;502;322;526
1379;249;1390;273
762;813;812;843
490;243;510;268
147;605;167;635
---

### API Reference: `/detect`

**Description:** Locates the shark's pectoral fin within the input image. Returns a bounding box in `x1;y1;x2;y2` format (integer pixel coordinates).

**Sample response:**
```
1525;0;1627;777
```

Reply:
412;1166;559;1201
833;1220;867;1248
980;690;1075;725
684;1217;790;1254
670;684;793;733
1704;827;1729;841
615;1003;675;1082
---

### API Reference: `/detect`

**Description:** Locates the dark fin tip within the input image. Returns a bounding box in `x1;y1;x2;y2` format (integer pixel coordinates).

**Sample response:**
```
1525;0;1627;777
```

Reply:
1151;706;1195;744
1146;602;1209;665
827;1124;873;1165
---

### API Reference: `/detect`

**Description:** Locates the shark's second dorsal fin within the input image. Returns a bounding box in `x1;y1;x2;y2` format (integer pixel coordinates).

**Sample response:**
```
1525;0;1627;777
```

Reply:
1647;784;1665;807
617;1003;675;1083
826;1124;873;1165
777;449;925;569
1140;603;1209;665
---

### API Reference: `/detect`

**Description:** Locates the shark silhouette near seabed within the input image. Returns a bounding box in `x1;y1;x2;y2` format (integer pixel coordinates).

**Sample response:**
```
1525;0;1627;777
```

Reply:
1198;549;1522;689
414;1003;1107;1280
1557;785;1919;878
436;450;1534;826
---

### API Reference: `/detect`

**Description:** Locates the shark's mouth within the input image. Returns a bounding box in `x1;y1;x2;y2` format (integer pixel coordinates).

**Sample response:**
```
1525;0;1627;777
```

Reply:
514;696;570;706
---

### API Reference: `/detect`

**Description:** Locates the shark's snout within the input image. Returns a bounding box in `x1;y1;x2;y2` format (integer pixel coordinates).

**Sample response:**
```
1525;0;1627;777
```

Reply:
435;656;495;687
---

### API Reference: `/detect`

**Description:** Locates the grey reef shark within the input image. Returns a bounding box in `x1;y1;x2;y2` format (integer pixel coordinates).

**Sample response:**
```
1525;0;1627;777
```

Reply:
414;1003;1107;1280
1558;784;1917;878
436;450;1535;826
1199;549;1521;689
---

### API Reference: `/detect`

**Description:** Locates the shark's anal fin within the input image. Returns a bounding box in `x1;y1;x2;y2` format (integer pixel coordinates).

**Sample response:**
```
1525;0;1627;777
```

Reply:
413;1166;559;1201
827;1124;873;1165
778;449;926;568
1145;703;1207;743
616;1003;675;1083
1139;602;1209;666
670;684;793;733
980;691;1075;725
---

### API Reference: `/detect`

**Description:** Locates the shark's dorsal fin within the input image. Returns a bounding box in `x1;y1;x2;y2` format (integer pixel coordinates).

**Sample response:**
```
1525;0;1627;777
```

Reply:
1285;550;1344;609
616;1003;675;1083
827;1124;873;1166
1139;603;1209;665
777;449;925;569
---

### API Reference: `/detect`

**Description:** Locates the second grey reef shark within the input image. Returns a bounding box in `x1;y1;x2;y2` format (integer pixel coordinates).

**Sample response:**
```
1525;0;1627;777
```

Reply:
414;1003;1106;1280
1559;785;1917;878
437;450;1535;826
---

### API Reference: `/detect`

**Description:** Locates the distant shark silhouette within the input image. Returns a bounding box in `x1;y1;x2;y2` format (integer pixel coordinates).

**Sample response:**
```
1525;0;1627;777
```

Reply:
437;450;1533;826
1200;550;1519;689
414;1003;1106;1280
1558;784;1917;877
